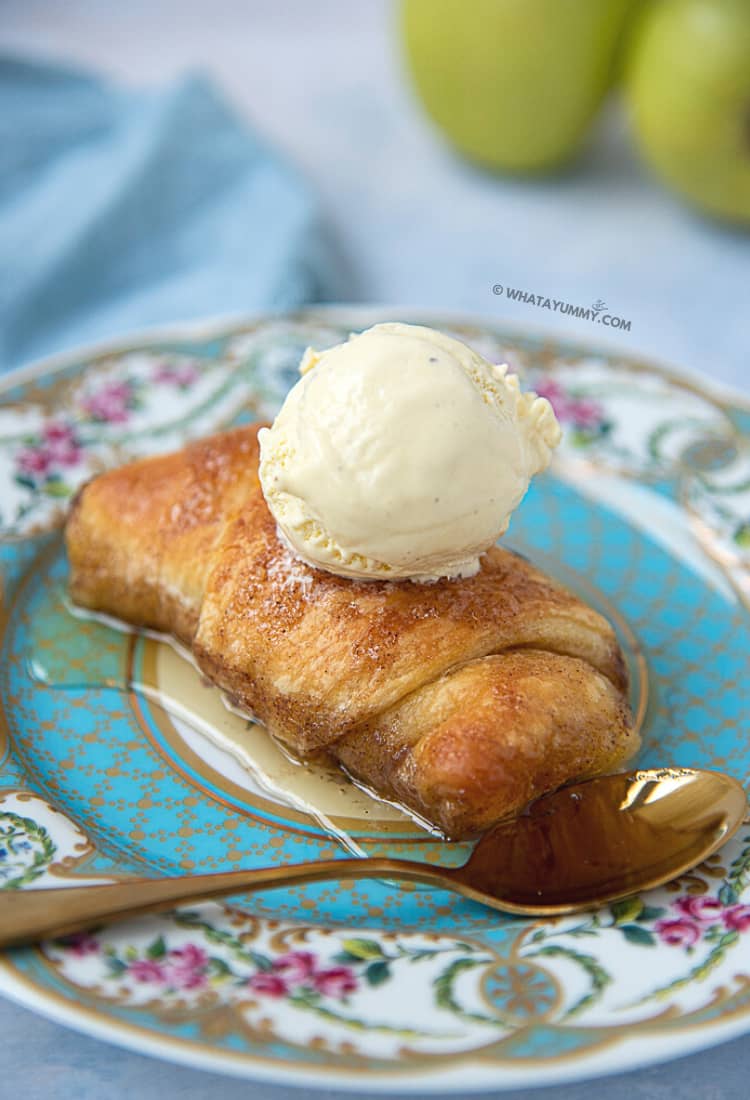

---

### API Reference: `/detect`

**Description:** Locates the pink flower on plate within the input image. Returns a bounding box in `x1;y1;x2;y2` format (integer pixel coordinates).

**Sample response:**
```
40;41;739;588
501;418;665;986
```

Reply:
654;917;701;948
59;931;100;956
15;447;52;477
271;950;317;986
248;972;288;998
42;421;82;467
165;943;208;990
568;398;605;429
675;895;725;924
724;904;750;932
129;958;167;983
15;421;84;484
81;380;135;423
169;943;207;967
152;360;200;388
312;966;358;998
42;421;74;444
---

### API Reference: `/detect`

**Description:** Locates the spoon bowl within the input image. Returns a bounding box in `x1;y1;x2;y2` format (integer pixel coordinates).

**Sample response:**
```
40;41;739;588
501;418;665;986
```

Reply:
452;767;747;913
0;767;746;949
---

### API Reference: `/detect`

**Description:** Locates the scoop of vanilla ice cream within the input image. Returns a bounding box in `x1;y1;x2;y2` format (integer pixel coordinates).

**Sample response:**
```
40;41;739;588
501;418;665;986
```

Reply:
258;322;561;582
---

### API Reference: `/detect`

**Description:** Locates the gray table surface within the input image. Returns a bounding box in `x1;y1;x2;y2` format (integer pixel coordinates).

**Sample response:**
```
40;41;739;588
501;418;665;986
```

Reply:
1;2;749;1097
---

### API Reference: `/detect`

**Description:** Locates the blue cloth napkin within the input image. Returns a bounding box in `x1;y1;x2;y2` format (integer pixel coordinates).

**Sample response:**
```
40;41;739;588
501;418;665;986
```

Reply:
0;57;341;372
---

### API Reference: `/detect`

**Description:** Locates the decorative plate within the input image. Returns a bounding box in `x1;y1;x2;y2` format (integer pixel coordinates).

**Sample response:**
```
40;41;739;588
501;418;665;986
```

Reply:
1;309;750;1093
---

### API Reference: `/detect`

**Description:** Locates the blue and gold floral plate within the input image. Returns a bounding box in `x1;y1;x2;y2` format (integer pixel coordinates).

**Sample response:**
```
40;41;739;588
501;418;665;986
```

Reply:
2;309;750;1092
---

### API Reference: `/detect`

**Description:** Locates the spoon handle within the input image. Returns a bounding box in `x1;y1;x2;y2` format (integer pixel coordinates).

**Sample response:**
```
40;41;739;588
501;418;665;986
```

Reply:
0;858;457;949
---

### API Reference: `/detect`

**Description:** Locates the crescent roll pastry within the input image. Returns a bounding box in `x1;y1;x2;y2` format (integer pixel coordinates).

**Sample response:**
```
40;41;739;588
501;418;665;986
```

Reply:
65;424;638;838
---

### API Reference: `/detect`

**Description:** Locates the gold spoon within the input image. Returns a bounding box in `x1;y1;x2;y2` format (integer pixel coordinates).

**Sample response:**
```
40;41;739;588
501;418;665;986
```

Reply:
1;767;746;950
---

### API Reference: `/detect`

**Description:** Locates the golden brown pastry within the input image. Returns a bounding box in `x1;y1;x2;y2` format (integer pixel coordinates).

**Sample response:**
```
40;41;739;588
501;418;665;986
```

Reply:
66;424;637;838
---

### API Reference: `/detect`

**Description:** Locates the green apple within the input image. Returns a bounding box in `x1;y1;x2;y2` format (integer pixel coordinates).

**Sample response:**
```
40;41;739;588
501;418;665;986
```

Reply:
401;0;637;172
626;0;750;225
609;0;652;86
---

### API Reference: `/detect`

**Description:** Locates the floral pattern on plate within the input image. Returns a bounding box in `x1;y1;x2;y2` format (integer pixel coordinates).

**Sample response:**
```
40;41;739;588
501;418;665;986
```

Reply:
0;791;106;888
33;822;750;1062
525;358;734;478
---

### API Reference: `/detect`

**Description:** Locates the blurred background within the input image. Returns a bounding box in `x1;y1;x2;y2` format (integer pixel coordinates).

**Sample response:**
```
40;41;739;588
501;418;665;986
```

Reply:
1;0;749;386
